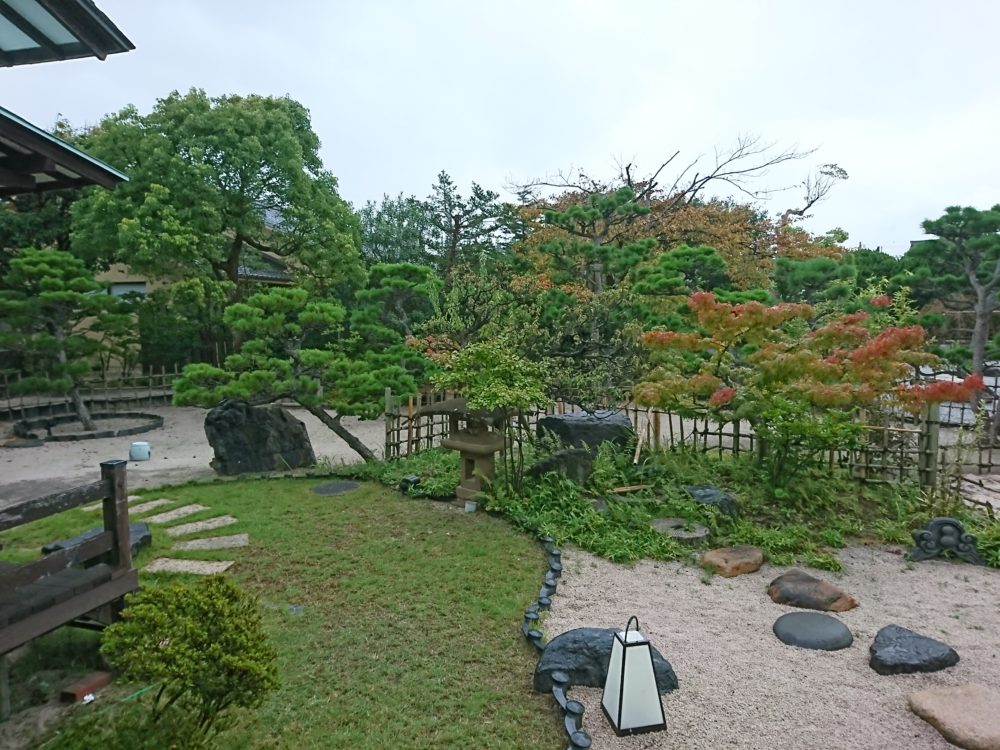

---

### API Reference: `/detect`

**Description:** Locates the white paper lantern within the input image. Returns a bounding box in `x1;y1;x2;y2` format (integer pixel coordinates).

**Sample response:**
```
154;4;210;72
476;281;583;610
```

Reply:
601;616;666;736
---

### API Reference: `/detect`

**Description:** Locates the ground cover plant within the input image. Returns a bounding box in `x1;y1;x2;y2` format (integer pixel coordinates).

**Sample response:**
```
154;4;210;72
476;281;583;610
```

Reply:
1;480;562;749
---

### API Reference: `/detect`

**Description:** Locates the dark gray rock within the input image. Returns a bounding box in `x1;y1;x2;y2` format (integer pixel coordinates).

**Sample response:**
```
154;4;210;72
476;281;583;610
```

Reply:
684;485;740;517
204;400;316;476
533;627;678;694
528;448;594;484
773;612;853;651
870;625;959;675
537;411;635;452
312;480;360;496
909;517;985;565
42;522;152;558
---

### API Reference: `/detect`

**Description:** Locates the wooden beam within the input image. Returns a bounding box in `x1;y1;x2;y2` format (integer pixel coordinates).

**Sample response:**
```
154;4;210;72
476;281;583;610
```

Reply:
0;532;114;594
0;480;110;532
0;166;35;191
0;570;138;655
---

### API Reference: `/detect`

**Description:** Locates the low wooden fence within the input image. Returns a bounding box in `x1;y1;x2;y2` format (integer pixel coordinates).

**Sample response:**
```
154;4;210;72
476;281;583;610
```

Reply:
0;365;182;422
383;389;1000;491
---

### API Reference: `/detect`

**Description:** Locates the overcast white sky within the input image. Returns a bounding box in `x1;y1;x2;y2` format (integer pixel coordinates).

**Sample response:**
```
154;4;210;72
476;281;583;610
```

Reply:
4;0;998;254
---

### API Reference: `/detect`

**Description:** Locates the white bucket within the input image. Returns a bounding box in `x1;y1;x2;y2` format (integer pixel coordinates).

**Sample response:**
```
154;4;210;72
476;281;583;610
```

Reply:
129;441;151;461
464;500;478;513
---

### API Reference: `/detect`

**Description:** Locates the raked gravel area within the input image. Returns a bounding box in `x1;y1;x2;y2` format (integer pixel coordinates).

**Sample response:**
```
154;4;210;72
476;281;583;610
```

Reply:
543;545;1000;750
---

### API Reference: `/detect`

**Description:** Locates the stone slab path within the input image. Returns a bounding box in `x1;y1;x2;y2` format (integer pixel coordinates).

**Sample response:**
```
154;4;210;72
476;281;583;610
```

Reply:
127;499;174;515
173;533;249;551
136;497;246;576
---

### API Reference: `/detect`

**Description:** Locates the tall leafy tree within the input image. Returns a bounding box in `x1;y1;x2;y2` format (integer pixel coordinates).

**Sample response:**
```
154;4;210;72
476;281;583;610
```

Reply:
0;249;129;430
357;193;433;266
71;89;363;295
899;205;1000;375
424;171;512;276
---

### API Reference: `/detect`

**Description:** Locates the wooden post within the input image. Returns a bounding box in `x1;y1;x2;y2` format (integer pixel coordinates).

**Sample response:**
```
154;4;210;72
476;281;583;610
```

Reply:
0;654;9;721
101;460;131;571
406;395;414;456
918;403;941;489
384;387;393;460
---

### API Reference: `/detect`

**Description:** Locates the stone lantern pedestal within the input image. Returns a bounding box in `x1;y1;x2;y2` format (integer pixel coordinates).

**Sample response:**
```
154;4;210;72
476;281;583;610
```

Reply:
440;429;505;501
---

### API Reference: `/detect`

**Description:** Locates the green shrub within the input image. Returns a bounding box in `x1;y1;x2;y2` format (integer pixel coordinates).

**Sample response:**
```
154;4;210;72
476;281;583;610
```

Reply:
334;447;460;498
41;700;208;750
101;576;278;738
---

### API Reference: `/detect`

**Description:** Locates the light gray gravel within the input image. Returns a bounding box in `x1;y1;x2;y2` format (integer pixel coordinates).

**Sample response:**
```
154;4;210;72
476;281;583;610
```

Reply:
543;546;1000;750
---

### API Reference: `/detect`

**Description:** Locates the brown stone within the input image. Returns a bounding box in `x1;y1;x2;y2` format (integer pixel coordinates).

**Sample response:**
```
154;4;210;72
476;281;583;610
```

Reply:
909;684;1000;750
701;545;764;577
767;569;858;612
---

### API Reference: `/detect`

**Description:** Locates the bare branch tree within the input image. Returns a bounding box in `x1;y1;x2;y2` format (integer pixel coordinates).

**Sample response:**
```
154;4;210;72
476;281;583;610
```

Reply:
779;163;849;226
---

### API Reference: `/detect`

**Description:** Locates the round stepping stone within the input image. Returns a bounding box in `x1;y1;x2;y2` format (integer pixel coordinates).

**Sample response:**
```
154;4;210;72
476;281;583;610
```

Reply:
870;624;959;675
312;480;360;496
910;684;1000;750
650;517;710;545
773;611;853;651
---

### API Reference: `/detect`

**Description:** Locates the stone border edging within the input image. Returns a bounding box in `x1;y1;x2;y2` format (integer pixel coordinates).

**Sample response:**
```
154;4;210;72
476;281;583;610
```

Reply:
13;412;164;442
520;536;594;750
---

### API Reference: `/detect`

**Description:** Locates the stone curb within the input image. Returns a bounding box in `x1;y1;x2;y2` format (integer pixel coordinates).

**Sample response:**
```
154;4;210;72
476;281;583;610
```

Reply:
520;535;593;750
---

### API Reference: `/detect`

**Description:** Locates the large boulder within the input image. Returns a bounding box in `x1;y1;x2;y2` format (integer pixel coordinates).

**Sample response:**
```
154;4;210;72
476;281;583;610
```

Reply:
533;627;678;694
536;411;635;453
205;400;315;476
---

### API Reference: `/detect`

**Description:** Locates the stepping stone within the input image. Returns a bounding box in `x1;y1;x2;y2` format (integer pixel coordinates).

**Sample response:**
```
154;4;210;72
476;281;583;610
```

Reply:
767;569;858;612
312;480;360;496
909;684;1000;750
145;504;209;524
128;499;174;515
165;515;238;537
144;558;234;575
773;611;853;651
869;624;959;675
701;545;764;577
650;517;710;545
173;534;249;551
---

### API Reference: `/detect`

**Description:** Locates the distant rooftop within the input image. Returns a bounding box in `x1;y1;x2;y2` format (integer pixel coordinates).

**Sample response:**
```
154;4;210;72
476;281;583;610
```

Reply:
0;105;128;196
0;0;133;67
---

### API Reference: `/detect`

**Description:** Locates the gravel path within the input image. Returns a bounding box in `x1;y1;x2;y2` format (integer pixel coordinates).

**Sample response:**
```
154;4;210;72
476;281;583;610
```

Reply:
544;546;1000;750
0;406;382;506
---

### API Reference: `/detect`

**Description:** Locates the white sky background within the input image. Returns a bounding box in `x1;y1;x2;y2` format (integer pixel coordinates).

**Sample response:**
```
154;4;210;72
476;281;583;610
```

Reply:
3;0;998;255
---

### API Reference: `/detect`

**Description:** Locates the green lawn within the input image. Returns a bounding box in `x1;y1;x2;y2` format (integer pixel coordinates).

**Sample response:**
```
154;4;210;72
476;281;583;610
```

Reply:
2;479;563;749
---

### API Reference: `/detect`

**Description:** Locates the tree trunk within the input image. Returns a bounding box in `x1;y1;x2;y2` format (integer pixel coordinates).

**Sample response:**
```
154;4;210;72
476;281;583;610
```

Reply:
302;403;377;462
53;326;96;431
971;289;993;376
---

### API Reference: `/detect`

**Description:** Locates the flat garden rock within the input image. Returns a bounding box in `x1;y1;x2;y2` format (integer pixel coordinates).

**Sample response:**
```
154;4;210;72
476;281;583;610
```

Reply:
172;533;249;551
773;611;853;651
127;498;174;515
534;627;678;694
650;517;710;546
768;569;858;611
164;515;237;537
869;624;959;675
144;558;234;575
145;504;209;524
909;684;1000;750
701;545;764;577
312;480;361;496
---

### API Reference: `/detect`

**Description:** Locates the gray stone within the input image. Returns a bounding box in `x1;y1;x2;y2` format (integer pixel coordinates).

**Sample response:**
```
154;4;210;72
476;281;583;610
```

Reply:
144;558;234;575
909;684;1000;750
205;399;316;475
684;485;740;517
312;480;360;496
772;611;853;651
537;410;635;452
172;533;250;551
165;515;237;537
42;522;152;558
650;517;710;545
869;625;959;675
145;504;209;524
528;448;593;484
533;627;678;694
910;517;985;565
